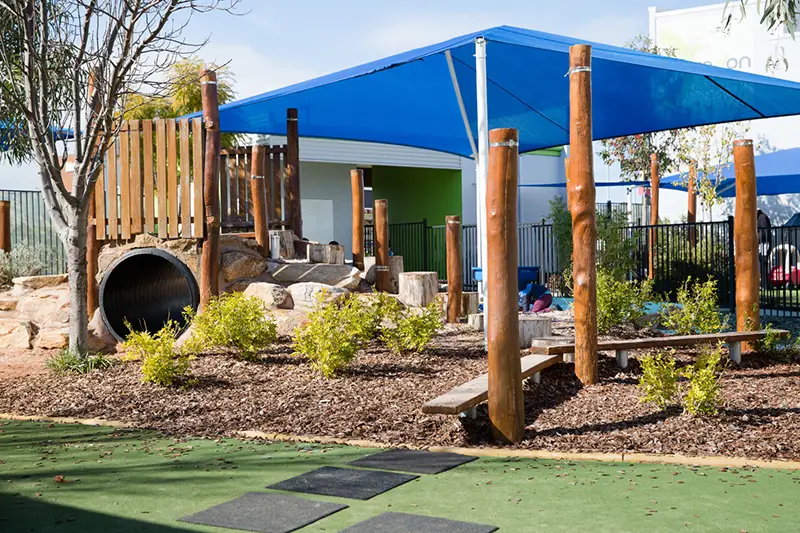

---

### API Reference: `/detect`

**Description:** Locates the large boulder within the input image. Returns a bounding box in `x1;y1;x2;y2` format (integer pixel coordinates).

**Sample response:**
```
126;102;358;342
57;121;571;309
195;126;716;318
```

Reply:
16;285;70;326
287;282;348;310
269;262;361;290
35;328;69;350
272;309;310;337
242;282;293;310
0;318;37;349
11;274;67;295
221;250;268;282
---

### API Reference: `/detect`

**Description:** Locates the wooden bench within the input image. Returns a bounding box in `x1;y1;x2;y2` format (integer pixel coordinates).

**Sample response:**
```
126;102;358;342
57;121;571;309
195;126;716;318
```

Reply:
530;329;789;368
422;354;561;418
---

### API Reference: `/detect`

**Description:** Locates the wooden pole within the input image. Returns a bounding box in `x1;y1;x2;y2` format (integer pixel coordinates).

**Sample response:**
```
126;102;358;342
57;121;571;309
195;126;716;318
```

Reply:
486;127;524;443
86;72;101;318
648;153;659;280
351;169;365;270
0;201;10;253
446;215;462;323
200;70;221;308
285;108;302;238
374;199;390;292
250;144;270;258
688;162;697;247
733;139;759;350
568;44;598;386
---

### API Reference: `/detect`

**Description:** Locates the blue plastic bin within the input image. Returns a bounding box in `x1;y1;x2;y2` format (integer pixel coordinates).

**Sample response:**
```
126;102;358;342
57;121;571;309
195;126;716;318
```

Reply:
472;266;540;290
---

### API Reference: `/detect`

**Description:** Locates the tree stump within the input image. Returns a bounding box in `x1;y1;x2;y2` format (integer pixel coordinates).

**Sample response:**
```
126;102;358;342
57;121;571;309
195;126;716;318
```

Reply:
308;243;345;265
363;256;404;294
468;313;484;331
518;315;552;349
269;230;296;259
398;272;438;307
462;292;479;316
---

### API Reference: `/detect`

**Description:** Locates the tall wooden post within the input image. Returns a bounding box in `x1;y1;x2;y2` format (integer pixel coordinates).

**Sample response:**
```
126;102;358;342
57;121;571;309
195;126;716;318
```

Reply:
200;70;221;308
446;215;462;323
351;169;365;270
734;139;759;350
0;201;10;253
568;44;598;386
285;108;302;238
648;153;659;280
250;144;270;257
374;199;390;292
486;127;524;443
86;73;101;318
688;162;697;247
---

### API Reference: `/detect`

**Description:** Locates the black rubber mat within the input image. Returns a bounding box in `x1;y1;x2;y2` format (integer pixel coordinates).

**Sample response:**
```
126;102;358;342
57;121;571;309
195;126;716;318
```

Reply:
348;448;477;474
338;512;499;532
267;466;418;500
178;492;347;533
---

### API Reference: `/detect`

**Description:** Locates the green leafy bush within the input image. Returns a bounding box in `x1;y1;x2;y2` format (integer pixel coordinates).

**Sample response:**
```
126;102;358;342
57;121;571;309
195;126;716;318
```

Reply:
681;345;725;416
638;350;679;410
596;268;653;334
46;349;115;375
596;210;636;280
122;320;192;386
661;277;726;335
381;301;443;354
184;292;277;362
0;246;45;287
293;292;375;378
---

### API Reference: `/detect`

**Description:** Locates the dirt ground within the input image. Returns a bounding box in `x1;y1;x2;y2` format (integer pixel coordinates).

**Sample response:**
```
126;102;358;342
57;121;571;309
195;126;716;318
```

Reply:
1;320;799;461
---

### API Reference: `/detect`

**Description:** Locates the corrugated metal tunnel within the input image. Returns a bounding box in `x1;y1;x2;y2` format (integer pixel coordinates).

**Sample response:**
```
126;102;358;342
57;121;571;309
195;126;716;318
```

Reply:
99;248;199;341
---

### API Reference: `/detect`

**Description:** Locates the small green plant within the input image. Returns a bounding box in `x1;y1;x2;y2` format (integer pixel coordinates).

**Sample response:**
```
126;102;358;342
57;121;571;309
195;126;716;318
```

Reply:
754;321;783;353
596;268;653;334
381;301;443;354
122;320;192;386
662;277;727;335
638;349;679;410
184;292;277;362
681;345;725;416
293;292;375;378
46;349;114;374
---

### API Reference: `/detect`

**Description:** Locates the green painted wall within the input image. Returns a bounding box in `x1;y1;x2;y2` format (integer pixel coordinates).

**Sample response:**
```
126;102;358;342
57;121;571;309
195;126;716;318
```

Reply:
371;165;461;225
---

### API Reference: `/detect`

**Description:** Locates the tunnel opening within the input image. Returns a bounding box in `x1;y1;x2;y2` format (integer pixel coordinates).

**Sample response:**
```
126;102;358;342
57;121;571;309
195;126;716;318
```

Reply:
100;248;199;342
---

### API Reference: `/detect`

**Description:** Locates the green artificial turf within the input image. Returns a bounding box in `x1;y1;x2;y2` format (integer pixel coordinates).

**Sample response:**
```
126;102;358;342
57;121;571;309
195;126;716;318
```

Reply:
2;420;799;532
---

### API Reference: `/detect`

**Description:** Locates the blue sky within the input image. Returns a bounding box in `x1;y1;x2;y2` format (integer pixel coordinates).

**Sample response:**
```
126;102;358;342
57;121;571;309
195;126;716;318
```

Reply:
185;0;719;101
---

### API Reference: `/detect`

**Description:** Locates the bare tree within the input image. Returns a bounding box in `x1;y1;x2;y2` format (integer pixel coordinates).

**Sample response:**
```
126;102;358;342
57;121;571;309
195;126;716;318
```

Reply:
0;0;237;355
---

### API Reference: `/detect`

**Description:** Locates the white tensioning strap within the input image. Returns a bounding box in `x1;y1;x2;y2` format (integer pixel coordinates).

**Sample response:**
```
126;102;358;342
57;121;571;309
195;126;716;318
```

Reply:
565;66;591;77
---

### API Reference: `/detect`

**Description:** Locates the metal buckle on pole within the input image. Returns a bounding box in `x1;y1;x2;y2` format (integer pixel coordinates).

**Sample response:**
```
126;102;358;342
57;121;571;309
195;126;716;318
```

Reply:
489;140;519;148
565;66;592;77
287;117;298;122
200;81;218;85
734;140;754;146
375;266;390;271
447;219;461;225
251;175;265;180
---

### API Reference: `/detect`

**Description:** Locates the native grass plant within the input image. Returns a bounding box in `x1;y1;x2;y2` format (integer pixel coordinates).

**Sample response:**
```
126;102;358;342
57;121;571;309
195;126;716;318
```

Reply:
0;246;45;287
661;277;727;336
122;320;192;387
183;292;277;362
381;301;443;355
682;344;726;416
46;349;114;375
638;349;680;410
596;268;654;335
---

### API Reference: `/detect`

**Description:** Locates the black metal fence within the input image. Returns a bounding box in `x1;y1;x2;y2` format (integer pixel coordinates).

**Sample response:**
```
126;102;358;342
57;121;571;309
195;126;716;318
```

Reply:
0;189;66;275
758;225;800;315
596;201;647;224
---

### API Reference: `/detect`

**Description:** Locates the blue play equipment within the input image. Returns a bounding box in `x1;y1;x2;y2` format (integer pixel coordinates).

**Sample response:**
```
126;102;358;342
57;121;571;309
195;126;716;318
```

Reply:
472;266;540;291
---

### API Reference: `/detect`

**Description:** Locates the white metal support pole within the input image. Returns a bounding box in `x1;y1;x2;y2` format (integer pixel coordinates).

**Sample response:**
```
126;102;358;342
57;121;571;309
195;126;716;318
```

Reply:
475;37;489;339
626;187;633;225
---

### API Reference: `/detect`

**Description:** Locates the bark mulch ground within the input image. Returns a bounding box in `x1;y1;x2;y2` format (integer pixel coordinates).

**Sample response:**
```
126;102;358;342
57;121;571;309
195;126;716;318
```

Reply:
1;323;799;461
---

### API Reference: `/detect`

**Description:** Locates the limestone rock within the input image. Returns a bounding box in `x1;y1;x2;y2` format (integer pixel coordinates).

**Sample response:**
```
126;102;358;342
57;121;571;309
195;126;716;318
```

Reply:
16;286;70;326
269;262;361;290
0;318;36;349
36;328;69;350
221;251;268;282
220;233;260;255
272;309;310;337
242;282;293;310
12;274;67;292
363;256;404;294
0;297;18;311
287;282;348;310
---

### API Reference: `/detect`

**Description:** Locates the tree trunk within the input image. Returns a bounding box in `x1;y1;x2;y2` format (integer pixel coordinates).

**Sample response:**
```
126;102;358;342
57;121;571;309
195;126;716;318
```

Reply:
66;206;89;354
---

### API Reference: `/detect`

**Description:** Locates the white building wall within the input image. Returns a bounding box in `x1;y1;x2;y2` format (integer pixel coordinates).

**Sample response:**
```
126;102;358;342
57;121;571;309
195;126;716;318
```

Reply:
297;161;354;257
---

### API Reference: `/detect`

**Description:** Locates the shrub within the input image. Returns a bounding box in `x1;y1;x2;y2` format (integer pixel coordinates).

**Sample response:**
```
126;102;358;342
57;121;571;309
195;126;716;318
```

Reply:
596;210;636;280
184;292;277;362
122;320;191;386
596;268;653;334
638;350;679;410
46;349;115;374
293;292;374;378
661;277;726;335
681;345;725;416
0;246;45;286
381;301;442;354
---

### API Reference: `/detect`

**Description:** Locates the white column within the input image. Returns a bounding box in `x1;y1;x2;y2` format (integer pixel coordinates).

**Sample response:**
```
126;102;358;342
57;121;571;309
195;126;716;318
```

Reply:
475;37;489;333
